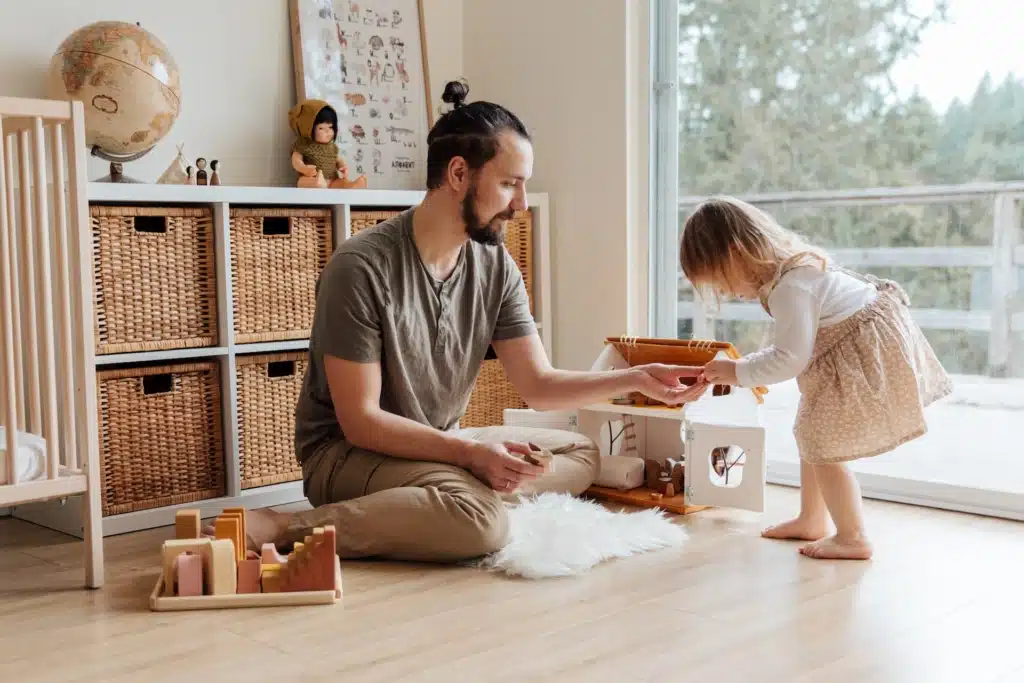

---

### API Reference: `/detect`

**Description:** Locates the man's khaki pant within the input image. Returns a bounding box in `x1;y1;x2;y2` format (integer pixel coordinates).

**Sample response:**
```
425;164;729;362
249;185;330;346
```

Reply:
284;425;600;563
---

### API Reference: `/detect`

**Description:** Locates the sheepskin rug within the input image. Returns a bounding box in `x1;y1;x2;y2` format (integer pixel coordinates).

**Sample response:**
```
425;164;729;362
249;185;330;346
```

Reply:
474;491;687;579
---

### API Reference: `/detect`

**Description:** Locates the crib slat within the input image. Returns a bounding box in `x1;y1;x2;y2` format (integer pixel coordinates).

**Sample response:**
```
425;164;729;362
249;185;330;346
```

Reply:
32;117;60;479
17;131;41;435
49;123;77;472
0;121;19;486
66;100;104;588
4;135;24;432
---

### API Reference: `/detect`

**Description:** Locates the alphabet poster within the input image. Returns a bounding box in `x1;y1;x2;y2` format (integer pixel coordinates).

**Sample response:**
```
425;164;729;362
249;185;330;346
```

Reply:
290;0;432;190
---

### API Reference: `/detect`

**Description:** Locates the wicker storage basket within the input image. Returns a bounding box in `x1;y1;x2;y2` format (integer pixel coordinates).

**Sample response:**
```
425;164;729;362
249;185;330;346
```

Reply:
230;207;333;344
235;352;306;489
502;210;534;312
349;209;402;236
461;359;528;428
90;205;218;355
97;361;225;516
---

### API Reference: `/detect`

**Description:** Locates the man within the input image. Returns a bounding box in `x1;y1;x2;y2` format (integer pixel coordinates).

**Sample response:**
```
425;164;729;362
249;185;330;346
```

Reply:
238;81;707;562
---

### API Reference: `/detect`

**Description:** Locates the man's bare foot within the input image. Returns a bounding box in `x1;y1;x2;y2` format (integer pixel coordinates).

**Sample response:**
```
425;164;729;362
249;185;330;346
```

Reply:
201;508;290;553
761;516;830;541
799;534;873;560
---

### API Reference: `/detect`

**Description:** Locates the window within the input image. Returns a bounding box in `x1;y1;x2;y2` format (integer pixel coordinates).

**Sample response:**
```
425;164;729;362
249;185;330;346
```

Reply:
650;0;1024;518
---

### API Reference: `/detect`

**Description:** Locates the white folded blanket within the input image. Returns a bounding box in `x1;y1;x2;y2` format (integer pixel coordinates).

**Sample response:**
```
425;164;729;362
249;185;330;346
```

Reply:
0;427;48;484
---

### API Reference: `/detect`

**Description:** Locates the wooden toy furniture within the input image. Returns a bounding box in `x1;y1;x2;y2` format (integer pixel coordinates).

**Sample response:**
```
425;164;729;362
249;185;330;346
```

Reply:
579;336;769;515
0;96;104;588
150;506;342;610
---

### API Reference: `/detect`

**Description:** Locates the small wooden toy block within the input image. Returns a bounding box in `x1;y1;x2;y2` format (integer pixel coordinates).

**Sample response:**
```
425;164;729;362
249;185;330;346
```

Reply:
262;543;287;566
222;507;248;551
162;538;213;593
280;526;336;593
523;442;554;468
175;509;202;539
237;558;262;594
214;513;245;563
175;553;204;597
150;508;342;611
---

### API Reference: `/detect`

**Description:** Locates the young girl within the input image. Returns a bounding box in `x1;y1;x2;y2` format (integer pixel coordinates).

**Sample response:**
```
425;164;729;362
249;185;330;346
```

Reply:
680;196;953;560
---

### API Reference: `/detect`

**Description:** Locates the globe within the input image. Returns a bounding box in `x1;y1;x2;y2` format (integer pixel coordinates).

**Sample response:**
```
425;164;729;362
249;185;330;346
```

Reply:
48;20;181;182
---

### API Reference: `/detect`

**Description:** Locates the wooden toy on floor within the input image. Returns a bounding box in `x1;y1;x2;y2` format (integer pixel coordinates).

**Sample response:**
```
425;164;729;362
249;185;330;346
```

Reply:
175;509;201;539
150;507;342;611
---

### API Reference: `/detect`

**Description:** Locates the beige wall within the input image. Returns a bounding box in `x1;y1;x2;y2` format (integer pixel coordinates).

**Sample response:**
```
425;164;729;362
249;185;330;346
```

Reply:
0;0;462;186
464;0;651;369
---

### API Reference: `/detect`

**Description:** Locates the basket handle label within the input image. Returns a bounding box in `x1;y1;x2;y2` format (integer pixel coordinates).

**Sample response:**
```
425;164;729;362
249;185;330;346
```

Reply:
142;373;175;395
262;216;292;236
134;215;168;234
267;360;296;378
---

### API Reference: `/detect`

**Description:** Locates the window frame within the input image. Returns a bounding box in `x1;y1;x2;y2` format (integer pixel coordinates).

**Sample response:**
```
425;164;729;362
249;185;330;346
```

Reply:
649;0;682;339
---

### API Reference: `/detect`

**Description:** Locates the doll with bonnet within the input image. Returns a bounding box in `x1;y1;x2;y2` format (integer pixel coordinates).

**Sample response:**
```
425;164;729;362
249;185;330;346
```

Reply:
288;98;367;189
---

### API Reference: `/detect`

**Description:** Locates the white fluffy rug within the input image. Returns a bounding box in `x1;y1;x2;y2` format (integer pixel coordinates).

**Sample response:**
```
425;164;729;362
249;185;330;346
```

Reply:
475;491;687;579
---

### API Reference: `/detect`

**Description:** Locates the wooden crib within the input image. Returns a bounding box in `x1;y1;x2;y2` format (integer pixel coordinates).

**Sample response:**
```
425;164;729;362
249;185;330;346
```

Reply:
0;96;103;588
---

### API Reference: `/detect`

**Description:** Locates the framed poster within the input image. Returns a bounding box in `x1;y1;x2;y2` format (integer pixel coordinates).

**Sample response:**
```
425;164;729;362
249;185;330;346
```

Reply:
289;0;433;190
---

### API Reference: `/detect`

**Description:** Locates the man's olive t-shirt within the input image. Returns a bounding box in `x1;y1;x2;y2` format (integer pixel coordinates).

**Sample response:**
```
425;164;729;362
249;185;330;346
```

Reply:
294;207;536;465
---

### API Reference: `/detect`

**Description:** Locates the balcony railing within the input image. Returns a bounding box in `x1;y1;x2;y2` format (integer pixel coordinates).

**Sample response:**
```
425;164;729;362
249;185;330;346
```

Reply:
676;181;1024;377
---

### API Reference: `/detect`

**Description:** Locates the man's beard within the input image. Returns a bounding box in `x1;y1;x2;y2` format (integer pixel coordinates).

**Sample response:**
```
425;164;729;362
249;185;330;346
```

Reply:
461;182;513;246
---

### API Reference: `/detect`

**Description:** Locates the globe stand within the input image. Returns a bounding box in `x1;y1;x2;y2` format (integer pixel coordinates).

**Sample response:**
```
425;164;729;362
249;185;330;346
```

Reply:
91;146;153;183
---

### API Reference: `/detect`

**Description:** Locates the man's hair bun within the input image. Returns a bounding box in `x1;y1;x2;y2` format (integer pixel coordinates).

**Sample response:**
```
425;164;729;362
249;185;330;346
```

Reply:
441;79;469;109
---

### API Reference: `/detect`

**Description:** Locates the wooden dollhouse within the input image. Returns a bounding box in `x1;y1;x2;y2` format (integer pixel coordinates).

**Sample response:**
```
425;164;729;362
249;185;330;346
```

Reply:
578;336;769;515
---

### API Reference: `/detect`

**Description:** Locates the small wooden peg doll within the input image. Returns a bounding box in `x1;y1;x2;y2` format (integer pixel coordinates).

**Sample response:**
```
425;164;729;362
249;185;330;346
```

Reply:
195;158;208;185
287;98;367;189
210;160;221;186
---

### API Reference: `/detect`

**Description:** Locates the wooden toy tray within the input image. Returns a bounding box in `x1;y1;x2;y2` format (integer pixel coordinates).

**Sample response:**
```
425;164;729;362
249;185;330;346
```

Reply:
149;554;343;611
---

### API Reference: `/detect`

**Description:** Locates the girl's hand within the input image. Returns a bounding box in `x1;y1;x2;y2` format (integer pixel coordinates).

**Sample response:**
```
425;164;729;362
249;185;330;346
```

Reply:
701;359;739;385
632;364;709;406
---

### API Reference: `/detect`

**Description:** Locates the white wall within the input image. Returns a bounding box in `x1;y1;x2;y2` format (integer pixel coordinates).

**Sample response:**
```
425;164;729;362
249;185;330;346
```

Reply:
463;0;651;369
0;0;462;186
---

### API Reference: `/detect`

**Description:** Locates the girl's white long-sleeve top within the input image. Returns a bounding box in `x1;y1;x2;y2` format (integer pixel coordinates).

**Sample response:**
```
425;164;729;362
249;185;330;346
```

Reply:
734;265;878;388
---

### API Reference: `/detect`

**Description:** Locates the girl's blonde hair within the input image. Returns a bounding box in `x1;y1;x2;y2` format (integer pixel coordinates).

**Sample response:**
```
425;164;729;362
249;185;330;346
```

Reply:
679;196;828;302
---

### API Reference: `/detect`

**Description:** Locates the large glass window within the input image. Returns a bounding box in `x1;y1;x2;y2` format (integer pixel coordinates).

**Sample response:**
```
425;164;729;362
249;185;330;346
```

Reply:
651;0;1024;518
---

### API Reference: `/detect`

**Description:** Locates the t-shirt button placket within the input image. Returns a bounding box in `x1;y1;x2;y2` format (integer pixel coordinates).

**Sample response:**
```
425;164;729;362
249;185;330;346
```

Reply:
436;291;450;352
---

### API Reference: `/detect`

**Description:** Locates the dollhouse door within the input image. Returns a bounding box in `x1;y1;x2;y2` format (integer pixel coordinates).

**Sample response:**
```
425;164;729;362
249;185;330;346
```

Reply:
682;387;767;513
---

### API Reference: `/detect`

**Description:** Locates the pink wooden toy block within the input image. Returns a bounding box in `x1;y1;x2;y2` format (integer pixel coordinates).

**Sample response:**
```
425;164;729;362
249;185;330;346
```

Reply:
175;552;204;597
262;543;287;566
237;558;261;594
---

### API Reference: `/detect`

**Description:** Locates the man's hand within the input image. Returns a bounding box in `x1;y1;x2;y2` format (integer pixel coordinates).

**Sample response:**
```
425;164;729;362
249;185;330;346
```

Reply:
462;440;546;493
632;363;708;405
701;359;739;385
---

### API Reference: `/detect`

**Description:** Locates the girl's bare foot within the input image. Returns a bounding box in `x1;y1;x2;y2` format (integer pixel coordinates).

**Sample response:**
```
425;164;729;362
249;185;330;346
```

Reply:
201;508;290;553
799;534;873;560
761;516;830;541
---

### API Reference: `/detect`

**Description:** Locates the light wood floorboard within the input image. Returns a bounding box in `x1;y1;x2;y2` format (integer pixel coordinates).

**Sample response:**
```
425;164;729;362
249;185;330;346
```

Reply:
1;485;1023;683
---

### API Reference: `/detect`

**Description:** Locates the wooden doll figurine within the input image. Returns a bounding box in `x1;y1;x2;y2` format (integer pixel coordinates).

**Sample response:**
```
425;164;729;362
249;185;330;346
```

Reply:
287;98;367;189
195;158;208;185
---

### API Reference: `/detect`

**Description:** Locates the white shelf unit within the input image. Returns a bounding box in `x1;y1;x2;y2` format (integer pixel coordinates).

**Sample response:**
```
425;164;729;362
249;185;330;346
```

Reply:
12;183;552;537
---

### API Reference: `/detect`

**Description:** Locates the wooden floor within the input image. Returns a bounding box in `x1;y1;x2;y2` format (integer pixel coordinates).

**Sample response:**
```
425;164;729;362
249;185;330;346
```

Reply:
2;485;1023;683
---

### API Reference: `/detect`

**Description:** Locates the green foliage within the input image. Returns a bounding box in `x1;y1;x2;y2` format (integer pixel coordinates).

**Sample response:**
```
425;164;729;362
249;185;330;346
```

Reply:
674;0;1024;374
